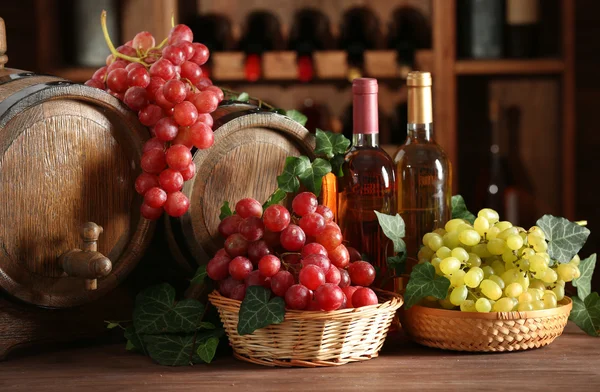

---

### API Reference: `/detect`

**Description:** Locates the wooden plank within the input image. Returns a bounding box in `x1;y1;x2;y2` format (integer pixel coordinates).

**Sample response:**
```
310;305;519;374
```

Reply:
561;0;576;219
432;0;457;192
455;59;565;75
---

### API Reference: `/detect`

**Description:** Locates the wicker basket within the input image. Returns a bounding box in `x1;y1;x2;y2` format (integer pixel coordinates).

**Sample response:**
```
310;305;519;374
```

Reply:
208;289;403;367
401;297;572;352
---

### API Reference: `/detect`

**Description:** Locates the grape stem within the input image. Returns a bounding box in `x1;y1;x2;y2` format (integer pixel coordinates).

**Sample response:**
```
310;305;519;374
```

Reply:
101;10;149;67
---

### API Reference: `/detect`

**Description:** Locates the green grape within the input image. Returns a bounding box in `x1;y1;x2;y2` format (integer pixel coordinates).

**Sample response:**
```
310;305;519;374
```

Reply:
506;235;524;250
518;301;534;311
502;251;518;264
489;275;505;290
458;230;481;247
497;227;519;240
491;259;506;275
533;240;548;253
543;293;557;309
528;288;543;301
450;269;466;287
515;273;530;291
433;228;447;236
487;227;501;240
460;299;477;312
541;268;558;284
493;297;515;312
515;258;530;272
528;226;546;240
472;244;492;258
573;266;581;279
495;221;513;232
531;300;545;310
440;257;461;275
554;279;565;288
487;238;507;255
422;232;434;247
450;285;468;306
529;280;546;290
505;260;517;270
533;269;547;280
544;289;557;298
443;231;460;249
537;252;550;263
439;298;455;309
445;218;466;233
473;216;490;236
451;247;469;262
482;265;494;278
501;268;519;285
476;298;492;313
505;282;524;298
431;258;443;275
478;208;499;224
427;234;444;251
464;267;484;288
529;255;547;272
518;291;533;303
552;285;565;301
521;248;536;259
557;263;577;282
467;253;482;268
570;254;580;266
480;279;502;300
418;246;435;261
435;246;452;259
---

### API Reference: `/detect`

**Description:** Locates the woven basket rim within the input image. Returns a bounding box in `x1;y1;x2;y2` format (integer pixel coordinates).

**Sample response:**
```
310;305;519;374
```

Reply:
406;296;572;320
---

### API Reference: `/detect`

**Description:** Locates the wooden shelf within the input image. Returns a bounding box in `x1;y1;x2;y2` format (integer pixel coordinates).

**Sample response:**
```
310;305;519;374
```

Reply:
455;59;565;75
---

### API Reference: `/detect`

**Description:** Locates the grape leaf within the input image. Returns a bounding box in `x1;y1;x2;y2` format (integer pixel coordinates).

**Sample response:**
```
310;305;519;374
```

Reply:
570;292;600;337
404;262;451;309
219;201;233;220
124;325;147;355
314;129;351;159
196;337;220;363
144;334;197;366
536;215;591;263
262;188;287;209
190;265;207;285
451;195;476;224
297;156;332;196
133;284;204;334
573;254;597;301
387;254;407;275
236;92;250;102
330;154;346;177
237;286;285;335
276;156;310;193
374;211;406;254
285;110;307;126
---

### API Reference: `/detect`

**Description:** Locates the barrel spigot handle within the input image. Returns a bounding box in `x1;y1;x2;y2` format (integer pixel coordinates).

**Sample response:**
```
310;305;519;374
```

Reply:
59;222;112;290
0;18;7;69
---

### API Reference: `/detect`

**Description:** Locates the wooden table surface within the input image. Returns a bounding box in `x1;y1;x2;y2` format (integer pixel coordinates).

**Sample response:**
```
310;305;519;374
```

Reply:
1;322;599;391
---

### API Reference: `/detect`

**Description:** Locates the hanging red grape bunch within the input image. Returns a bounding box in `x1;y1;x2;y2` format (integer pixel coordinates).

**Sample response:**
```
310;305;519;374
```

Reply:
85;11;223;220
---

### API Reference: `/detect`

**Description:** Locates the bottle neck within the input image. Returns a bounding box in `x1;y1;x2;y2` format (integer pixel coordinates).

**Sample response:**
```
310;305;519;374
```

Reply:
353;133;379;147
406;123;433;142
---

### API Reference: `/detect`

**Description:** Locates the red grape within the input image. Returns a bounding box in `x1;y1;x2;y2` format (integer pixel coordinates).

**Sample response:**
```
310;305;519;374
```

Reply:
177;42;195;60
197;113;214;127
135;172;160;195
159;169;184;193
144;187;167;208
325;266;341;285
126;62;144;72
352;287;378;307
328;244;350;268
316;205;334;223
218;215;243;237
307;298;321;311
347;246;362;262
230;284;246;301
245;270;270;289
173;101;198;126
239;216;265;241
262;204;291;232
180;61;202;85
146;76;166;97
154;117;179;141
280;224;306;251
235;198;262;219
163;79;187;104
140;203;163;220
189;121;214;149
263;229;281;248
283;253;302;265
141;149;166;174
348;261;376;287
191;43;210;65
248;240;271;264
107;60;127;73
229;256;253;280
166;144;193;171
132;31;155;51
92;66;108;82
162;45;186;66
107;89;124;101
284;284;311;310
338;268;351;288
172;126;193;148
207;253;232;280
299;264;325;290
143;137;165;153
164;191;190;217
224;233;249;257
85;79;104;89
292;192;318;216
315;283;344;311
218;277;240;298
139;104;163;126
180;161;196;181
116;45;137;57
271;270;295;297
299;212;326;236
301;254;331;272
341;286;360;307
169;24;194;44
191;90;219;113
150;58;176;80
258;255;281;277
124;86;148;111
195;76;213;90
205;86;224;101
127;67;151;88
301;243;328;258
316;224;343;251
106;68;128;92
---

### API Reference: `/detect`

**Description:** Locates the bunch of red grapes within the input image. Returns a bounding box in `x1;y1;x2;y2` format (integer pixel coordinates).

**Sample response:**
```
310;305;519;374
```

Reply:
85;24;223;220
207;192;379;311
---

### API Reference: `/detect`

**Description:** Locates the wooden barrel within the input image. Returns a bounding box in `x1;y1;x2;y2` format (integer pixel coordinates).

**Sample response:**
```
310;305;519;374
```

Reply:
166;102;315;272
0;67;153;308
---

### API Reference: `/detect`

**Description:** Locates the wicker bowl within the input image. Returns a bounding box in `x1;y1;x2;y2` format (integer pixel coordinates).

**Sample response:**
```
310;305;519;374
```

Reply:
401;297;572;352
208;289;403;367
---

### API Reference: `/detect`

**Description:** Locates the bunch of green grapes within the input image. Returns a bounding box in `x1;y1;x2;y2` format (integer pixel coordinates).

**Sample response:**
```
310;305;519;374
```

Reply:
418;208;581;313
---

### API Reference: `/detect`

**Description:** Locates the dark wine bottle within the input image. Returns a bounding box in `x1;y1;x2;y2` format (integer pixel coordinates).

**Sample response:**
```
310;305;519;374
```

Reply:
238;11;284;82
186;13;234;78
339;7;384;79
457;0;504;59
387;6;431;74
505;0;539;58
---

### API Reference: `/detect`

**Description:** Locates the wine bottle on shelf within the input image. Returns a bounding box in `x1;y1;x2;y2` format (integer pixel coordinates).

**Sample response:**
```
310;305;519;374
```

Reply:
387;6;431;77
337;78;397;276
238;11;284;82
393;72;451;271
339;7;384;80
186;13;234;78
457;0;504;59
505;0;539;58
288;8;334;82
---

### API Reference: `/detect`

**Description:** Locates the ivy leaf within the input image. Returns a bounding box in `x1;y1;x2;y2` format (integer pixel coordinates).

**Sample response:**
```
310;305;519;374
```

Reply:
133;284;204;334
237;286;285;335
236;92;250;102
276;156;310;193
330;154;345;177
106;322;119;329
536;215;591;263
190;265;207;286
219;201;233;221
451;195;476;224
404;262;451;309
297;156;332;196
196;337;220;363
314;129;351;159
198;322;215;330
125;340;135;351
285;110;307;126
573;254;597;301
124;325;147;355
144;334;196;366
388;254;407;275
374;211;406;254
262;188;287;209
570;292;600;337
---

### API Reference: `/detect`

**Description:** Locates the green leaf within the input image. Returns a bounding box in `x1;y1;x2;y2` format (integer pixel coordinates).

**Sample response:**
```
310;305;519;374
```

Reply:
144;334;196;366
404;262;451;309
537;215;591;263
570;292;600;337
198;322;215;330
133;284;204;334
196;337;220;363
314;129;351;159
262;188;287;209
237;92;250;102
124;325;147;355
219;201;233;221
191;265;207;285
297;156;332;196
573;254;597;301
330;154;345;177
451;195;476;224
237;286;285;335
285;110;307;126
387;254;407;275
125;340;135;351
106;322;119;329
374;211;406;254
276;156;310;193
